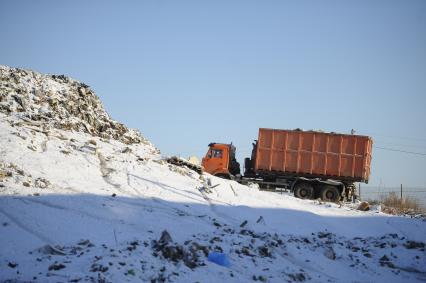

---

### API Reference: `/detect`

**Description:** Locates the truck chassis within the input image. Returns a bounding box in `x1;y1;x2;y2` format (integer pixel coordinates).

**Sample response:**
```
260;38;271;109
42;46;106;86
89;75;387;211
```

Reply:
234;175;356;202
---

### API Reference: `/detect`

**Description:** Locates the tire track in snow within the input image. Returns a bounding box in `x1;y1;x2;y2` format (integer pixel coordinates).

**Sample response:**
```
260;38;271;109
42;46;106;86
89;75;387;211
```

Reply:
16;195;203;230
127;173;203;203
36;173;206;225
0;202;53;244
125;173;220;226
17;197;128;226
97;151;121;189
126;172;211;220
129;173;240;226
126;171;144;197
96;151;145;198
40;138;48;153
195;182;242;226
275;249;337;282
385;218;411;240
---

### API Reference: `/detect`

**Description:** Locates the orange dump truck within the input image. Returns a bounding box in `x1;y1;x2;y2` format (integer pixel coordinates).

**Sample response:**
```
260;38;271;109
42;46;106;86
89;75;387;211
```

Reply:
202;128;373;202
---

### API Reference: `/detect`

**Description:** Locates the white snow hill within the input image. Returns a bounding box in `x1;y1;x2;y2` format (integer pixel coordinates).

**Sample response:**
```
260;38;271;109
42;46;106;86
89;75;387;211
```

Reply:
0;65;425;283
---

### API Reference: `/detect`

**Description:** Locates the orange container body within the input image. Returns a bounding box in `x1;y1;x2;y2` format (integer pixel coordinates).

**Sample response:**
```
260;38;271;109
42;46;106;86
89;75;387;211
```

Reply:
255;128;372;183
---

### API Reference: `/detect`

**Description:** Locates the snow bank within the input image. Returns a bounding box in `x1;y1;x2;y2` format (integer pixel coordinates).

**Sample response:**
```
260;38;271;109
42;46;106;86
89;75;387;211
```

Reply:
1;65;425;283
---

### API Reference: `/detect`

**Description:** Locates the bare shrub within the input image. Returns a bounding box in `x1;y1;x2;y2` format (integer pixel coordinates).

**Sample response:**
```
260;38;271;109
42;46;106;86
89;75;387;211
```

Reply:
380;192;425;215
364;198;381;206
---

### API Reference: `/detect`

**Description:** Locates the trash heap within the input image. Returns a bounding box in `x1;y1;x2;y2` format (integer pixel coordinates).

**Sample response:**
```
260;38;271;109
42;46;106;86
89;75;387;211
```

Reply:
0;65;148;145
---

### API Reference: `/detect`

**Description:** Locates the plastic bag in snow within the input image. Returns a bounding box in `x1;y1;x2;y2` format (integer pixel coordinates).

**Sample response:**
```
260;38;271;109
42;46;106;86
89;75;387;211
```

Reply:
207;252;231;267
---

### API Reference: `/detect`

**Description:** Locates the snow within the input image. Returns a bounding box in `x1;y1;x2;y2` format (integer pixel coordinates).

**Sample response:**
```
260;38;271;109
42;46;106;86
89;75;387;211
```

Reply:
1;66;426;283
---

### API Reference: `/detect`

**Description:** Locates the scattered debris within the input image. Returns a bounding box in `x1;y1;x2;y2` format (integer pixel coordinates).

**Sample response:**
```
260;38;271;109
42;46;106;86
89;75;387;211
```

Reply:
48;263;66;271
166;156;203;174
357;201;370;211
0;65;154;146
213;221;222;227
38;244;67;256
35;177;50;189
252;275;267;282
8;262;18;268
256;216;265;224
77;239;95;247
324;247;336;260
152;230;206;269
90;263;108;273
404;241;425;250
379;255;395;268
287;272;307;282
258;245;271;257
0;170;11;180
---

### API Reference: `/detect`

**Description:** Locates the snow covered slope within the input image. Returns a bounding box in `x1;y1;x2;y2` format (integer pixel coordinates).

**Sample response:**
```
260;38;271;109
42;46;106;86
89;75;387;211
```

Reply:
1;65;425;283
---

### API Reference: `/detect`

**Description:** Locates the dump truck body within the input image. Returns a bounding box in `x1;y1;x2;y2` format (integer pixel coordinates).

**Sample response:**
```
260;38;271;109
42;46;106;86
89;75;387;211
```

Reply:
251;128;372;183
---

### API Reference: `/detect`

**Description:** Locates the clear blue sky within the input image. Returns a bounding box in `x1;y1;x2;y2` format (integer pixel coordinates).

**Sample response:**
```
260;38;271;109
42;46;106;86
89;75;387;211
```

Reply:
1;0;426;188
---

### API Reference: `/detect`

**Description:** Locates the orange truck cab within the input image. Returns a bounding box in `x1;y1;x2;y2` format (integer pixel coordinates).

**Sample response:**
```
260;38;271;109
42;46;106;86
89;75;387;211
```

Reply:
201;143;240;178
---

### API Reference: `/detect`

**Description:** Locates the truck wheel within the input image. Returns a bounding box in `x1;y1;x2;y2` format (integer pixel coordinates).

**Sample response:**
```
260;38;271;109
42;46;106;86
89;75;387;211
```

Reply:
294;183;314;199
320;185;340;202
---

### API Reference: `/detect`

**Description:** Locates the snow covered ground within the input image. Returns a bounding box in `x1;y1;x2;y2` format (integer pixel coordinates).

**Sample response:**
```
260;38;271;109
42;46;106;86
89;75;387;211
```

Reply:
1;66;425;283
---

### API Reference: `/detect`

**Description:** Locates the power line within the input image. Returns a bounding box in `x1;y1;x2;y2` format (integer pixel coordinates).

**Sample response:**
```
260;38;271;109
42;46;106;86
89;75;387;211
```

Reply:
375;140;426;149
362;192;426;195
374;146;426;156
365;132;426;142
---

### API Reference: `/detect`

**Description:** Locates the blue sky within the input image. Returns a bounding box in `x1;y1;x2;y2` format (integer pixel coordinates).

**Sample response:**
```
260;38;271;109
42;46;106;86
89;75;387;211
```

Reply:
1;0;425;188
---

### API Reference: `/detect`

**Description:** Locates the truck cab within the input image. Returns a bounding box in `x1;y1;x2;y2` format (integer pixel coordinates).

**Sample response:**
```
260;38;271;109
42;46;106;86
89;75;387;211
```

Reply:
202;143;240;178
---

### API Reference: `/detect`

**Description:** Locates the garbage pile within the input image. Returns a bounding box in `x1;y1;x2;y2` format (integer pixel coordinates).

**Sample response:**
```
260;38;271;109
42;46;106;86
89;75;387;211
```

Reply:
0;65;148;145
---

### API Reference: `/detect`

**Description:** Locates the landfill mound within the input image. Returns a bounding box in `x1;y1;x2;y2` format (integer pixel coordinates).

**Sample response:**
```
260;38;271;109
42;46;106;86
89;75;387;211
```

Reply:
0;65;150;145
0;65;425;283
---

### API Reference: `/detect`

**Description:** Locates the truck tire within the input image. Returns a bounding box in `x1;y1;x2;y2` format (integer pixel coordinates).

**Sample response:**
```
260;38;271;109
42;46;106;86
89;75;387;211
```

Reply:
320;185;340;202
294;183;314;199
